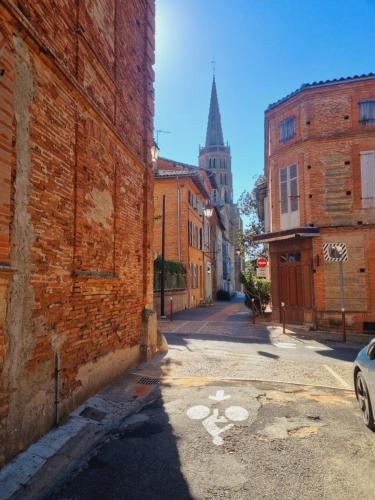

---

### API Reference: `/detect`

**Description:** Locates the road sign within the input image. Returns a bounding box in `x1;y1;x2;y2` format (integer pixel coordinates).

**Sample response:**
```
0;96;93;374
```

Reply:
256;267;268;278
257;257;268;268
322;242;348;342
323;242;348;262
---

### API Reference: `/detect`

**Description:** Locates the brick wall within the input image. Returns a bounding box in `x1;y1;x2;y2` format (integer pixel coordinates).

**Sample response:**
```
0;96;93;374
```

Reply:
265;77;375;332
0;0;155;465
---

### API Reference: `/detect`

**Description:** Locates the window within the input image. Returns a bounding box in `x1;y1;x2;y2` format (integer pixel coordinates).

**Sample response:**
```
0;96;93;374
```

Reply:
212;189;217;204
279;164;299;229
279;252;301;264
279;116;296;143
360;151;375;207
188;191;191;205
199;228;203;250
188;221;192;246
359;100;375;125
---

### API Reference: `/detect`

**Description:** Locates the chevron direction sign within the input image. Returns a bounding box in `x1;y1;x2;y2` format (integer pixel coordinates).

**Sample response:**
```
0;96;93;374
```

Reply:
323;242;348;262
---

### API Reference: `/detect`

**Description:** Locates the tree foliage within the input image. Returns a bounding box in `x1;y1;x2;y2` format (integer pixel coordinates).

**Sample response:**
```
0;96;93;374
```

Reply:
236;175;267;260
240;265;271;314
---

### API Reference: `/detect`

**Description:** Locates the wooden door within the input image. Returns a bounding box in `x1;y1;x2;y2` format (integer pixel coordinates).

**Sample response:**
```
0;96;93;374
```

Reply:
278;252;307;323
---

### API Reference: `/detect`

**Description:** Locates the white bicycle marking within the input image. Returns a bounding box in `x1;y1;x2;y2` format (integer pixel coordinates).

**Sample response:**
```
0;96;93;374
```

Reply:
209;390;231;401
225;406;249;421
187;405;210;420
187;390;248;446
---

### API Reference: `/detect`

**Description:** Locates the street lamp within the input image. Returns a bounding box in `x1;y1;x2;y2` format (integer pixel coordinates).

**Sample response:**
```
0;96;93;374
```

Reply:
203;207;214;218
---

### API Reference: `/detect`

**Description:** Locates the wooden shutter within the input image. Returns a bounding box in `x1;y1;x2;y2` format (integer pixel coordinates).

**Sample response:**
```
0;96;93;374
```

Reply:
361;151;375;207
280;168;288;214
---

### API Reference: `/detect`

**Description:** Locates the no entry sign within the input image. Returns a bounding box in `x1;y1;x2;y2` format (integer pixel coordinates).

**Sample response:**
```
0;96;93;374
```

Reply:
257;257;268;268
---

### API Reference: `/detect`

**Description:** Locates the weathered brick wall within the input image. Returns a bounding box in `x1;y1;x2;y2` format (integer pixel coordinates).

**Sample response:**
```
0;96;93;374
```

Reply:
266;79;375;230
0;0;155;465
265;78;375;331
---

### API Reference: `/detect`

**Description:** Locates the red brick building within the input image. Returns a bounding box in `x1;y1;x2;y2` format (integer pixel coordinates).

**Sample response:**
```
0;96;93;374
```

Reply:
255;74;375;333
0;1;155;464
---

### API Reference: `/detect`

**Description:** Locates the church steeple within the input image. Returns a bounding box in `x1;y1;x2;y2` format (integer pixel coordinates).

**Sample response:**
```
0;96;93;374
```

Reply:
205;76;224;147
199;75;232;207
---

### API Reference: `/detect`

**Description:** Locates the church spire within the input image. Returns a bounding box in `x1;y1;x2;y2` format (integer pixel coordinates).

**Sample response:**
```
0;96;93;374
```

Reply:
205;76;224;147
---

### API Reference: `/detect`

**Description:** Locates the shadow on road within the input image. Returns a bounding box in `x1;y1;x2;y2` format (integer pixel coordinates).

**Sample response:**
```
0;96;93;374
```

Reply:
166;332;272;346
313;346;359;363
48;362;193;500
257;351;280;360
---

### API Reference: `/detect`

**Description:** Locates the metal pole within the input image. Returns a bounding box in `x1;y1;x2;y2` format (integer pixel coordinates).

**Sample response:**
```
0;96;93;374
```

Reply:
170;296;173;321
339;260;346;343
281;302;286;334
251;298;256;324
160;195;166;318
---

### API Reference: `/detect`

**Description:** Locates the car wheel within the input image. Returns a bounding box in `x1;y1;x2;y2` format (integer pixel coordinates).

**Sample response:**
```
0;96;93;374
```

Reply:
356;371;375;430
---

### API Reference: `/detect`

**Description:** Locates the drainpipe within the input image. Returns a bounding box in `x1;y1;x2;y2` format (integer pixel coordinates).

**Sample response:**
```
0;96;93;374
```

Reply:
177;177;181;261
54;352;61;425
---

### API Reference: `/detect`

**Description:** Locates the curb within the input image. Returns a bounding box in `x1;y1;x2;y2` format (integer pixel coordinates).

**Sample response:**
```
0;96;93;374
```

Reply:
0;378;161;500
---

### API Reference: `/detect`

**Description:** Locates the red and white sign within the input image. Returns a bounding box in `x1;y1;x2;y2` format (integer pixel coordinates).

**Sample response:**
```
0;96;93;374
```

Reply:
257;257;268;268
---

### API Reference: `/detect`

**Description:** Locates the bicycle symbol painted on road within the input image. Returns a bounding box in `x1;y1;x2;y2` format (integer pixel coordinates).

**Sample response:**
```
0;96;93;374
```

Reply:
186;390;249;446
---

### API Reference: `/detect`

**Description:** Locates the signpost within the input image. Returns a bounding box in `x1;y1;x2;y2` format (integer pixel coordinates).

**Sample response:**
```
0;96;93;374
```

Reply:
256;257;269;279
323;242;348;342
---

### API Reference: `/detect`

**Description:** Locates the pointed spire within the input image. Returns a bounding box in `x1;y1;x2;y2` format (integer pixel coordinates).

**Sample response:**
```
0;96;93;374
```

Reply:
205;76;224;147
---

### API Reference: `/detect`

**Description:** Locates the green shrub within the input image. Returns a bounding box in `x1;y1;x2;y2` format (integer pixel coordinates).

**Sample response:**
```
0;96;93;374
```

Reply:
153;257;186;291
240;268;271;314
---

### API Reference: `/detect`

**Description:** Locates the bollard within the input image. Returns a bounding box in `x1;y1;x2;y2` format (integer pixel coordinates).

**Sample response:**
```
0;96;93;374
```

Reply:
251;298;256;324
281;302;286;334
341;308;346;343
170;296;173;322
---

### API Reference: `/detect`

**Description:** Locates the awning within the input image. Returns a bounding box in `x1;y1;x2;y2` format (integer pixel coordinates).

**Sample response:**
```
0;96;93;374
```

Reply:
253;226;320;243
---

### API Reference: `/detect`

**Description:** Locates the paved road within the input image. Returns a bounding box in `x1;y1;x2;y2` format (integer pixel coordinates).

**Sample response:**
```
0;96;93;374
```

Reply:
47;300;375;500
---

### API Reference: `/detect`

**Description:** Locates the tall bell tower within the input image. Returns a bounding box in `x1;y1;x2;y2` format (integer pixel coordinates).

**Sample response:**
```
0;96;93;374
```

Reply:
199;76;233;206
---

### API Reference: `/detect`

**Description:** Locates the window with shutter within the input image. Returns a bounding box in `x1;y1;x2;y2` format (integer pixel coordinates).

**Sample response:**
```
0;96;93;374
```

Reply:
360;151;375;207
359;100;375;125
280;168;288;214
279;164;299;229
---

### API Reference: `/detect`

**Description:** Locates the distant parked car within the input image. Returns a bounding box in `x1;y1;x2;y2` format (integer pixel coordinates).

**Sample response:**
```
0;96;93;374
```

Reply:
354;339;375;429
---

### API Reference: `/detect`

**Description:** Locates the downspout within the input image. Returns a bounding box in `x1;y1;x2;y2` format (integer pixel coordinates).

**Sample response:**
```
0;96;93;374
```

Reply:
54;352;61;425
177;177;181;261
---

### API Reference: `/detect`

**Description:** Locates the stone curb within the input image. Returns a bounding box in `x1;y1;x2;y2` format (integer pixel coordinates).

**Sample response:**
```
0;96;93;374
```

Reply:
0;376;161;500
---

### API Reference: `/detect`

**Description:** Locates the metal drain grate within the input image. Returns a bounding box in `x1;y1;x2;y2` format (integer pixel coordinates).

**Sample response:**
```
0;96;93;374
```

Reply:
137;376;160;385
80;406;107;422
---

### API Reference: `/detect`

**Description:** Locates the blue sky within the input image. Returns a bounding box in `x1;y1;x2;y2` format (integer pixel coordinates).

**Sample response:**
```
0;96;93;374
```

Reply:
155;0;375;203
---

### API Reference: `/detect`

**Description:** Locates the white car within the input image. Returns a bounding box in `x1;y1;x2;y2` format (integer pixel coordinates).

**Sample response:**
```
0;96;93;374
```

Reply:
354;338;375;429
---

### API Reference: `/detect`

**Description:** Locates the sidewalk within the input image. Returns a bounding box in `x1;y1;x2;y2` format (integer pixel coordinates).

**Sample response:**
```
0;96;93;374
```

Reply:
0;368;164;499
160;298;373;350
256;319;374;349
